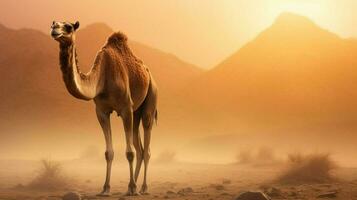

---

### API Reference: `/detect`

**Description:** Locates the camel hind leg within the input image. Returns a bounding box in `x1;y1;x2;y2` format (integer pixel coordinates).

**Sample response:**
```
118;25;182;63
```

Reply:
140;112;153;194
139;80;157;195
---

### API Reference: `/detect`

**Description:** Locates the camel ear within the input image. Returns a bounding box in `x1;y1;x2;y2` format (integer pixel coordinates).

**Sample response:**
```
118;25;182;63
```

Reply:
73;21;80;31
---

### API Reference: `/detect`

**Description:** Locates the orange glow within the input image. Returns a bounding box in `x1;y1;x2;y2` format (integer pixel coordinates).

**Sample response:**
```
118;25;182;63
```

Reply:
0;0;357;68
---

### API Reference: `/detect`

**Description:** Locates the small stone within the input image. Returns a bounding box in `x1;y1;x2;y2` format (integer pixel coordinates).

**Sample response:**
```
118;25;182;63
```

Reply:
216;185;225;190
166;190;176;194
210;184;225;190
177;187;193;195
235;191;271;200
62;192;81;200
317;192;337;198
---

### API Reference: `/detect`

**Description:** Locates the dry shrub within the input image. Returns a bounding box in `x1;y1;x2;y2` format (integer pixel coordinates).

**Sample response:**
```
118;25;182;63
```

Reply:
155;150;177;163
287;152;304;163
237;150;253;164
256;147;276;164
236;147;278;166
277;153;337;184
28;159;69;190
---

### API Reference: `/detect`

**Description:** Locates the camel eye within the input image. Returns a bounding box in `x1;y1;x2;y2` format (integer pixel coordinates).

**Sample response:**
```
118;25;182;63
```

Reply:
64;24;73;33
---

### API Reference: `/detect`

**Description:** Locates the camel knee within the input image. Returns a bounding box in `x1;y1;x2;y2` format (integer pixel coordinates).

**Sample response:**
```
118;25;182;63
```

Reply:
126;151;135;162
144;149;151;163
105;150;114;161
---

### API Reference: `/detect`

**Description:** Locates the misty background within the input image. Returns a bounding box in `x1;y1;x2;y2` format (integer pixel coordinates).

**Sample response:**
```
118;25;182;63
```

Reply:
0;1;357;167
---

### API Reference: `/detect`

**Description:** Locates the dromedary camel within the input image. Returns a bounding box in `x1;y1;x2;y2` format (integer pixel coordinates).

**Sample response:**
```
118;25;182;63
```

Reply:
50;21;158;196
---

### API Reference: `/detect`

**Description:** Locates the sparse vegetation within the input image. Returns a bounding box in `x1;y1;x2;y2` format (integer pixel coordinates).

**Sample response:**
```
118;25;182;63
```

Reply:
277;153;337;184
28;159;70;190
236;150;253;164
287;152;304;163
256;147;276;165
236;147;279;166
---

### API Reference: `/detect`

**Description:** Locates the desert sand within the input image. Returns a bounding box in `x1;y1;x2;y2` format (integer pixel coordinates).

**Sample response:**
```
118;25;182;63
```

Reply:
0;159;357;200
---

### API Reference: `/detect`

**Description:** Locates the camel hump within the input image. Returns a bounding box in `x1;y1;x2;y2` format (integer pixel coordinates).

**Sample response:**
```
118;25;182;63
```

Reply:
107;31;128;45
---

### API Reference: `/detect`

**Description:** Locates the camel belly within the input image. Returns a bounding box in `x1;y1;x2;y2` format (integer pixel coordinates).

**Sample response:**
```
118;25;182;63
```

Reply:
94;62;151;114
129;66;150;111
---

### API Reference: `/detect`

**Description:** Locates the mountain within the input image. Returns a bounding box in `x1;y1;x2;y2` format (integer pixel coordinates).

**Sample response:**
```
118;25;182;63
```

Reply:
189;13;357;130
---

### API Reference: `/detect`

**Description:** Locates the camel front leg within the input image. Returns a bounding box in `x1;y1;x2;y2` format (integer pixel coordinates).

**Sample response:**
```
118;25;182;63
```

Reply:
96;108;113;196
133;110;144;182
122;107;138;196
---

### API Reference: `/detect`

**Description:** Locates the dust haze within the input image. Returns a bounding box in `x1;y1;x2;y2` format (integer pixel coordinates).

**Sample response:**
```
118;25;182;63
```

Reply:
1;2;357;200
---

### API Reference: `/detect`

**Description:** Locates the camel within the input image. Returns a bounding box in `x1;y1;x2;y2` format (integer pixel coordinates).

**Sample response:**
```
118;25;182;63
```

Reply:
50;21;158;196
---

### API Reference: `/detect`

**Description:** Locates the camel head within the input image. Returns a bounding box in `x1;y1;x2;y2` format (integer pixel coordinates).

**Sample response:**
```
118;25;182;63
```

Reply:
50;21;80;43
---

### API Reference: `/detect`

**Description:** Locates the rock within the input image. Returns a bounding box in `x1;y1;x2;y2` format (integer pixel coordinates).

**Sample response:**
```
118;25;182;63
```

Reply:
235;191;271;200
209;184;225;190
177;187;193;195
62;192;81;200
210;184;225;190
317;192;337;198
166;190;176;194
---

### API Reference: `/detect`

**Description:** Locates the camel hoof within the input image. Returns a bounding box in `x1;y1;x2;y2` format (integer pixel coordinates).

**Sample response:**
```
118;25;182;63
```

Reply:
140;185;149;195
125;191;139;196
125;182;139;196
96;191;111;197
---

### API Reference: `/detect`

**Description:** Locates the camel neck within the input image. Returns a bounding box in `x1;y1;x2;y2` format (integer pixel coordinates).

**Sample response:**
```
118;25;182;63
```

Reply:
59;41;101;100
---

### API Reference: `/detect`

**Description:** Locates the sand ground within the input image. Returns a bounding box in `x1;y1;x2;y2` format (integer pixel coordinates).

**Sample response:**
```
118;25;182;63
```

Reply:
0;160;357;200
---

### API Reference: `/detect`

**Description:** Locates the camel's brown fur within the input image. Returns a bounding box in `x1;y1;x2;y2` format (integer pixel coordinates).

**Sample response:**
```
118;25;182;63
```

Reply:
51;21;157;196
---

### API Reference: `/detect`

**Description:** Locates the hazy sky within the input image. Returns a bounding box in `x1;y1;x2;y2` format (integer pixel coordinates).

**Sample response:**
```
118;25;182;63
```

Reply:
1;0;357;68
